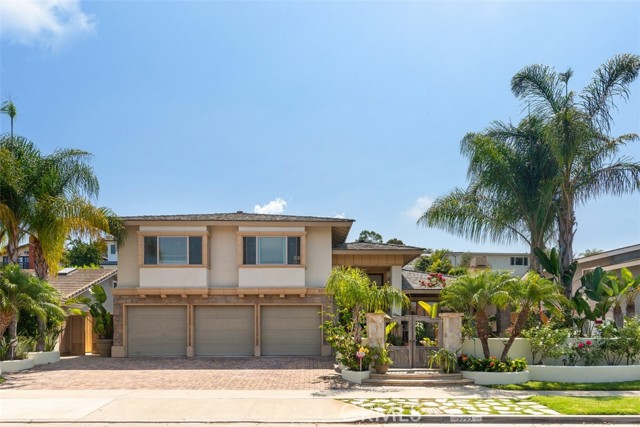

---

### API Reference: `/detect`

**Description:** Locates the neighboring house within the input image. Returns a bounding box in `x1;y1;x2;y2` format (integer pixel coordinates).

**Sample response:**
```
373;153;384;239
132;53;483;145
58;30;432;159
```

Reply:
47;267;118;356
1;243;33;270
572;244;640;296
102;237;118;269
112;212;423;358
445;251;531;277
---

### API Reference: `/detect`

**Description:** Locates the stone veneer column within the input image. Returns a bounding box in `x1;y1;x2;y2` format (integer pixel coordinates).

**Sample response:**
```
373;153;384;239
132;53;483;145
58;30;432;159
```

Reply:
440;312;464;352
390;265;403;316
365;312;386;348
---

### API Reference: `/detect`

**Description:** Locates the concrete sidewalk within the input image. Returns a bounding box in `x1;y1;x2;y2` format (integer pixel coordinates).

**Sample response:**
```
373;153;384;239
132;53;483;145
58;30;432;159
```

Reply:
2;388;640;424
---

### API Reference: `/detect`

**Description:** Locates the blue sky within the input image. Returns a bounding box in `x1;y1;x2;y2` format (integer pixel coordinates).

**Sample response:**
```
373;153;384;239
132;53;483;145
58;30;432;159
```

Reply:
1;0;639;255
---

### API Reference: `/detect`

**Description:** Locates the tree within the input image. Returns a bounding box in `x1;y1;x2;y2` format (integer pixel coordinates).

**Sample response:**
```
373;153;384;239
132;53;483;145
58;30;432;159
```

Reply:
0;135;125;280
325;266;408;342
420;116;557;272
64;239;105;267
499;272;566;360
511;53;640;295
357;230;383;243
0;264;51;359
440;270;514;358
1;100;17;137
386;238;404;245
578;248;604;258
414;249;454;274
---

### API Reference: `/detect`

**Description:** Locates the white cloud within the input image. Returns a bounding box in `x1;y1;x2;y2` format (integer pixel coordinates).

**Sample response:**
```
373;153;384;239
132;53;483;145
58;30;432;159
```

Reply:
333;212;346;219
254;198;287;215
404;196;433;220
0;0;95;50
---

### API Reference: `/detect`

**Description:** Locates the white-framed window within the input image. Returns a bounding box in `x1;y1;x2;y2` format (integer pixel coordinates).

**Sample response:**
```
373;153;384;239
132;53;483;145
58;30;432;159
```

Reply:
143;236;203;265
510;256;529;266
242;236;300;265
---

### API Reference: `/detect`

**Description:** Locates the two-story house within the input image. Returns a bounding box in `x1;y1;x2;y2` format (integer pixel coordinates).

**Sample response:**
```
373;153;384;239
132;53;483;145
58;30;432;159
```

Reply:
111;212;423;358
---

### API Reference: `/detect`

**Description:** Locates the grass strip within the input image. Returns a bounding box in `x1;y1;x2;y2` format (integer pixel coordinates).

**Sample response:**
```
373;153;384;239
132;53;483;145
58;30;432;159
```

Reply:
530;396;640;415
488;380;640;391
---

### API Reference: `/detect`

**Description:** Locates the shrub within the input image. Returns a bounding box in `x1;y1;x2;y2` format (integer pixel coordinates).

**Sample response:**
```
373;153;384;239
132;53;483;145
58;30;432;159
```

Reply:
618;317;640;365
457;354;527;372
523;324;571;364
564;339;603;366
597;321;625;366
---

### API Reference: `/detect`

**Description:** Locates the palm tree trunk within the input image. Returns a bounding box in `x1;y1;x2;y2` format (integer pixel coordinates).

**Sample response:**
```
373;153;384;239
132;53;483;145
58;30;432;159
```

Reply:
558;198;575;298
8;316;17;360
32;237;50;280
36;315;46;352
613;305;624;328
6;234;20;264
500;306;530;361
475;310;492;358
625;300;636;318
0;311;13;338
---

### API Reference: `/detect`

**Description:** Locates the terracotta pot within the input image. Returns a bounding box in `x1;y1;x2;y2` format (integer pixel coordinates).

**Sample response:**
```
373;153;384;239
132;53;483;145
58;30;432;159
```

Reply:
96;339;113;357
375;364;390;374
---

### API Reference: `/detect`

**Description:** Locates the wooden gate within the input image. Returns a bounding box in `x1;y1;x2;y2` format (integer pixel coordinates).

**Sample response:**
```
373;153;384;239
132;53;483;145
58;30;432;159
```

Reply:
387;315;442;369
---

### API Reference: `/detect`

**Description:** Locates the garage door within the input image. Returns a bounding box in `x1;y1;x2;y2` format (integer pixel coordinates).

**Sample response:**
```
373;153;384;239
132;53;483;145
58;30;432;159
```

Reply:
261;306;321;356
195;306;254;356
127;306;187;357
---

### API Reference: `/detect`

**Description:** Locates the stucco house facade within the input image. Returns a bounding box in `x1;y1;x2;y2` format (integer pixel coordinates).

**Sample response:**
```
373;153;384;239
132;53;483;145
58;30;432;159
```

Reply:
111;212;423;358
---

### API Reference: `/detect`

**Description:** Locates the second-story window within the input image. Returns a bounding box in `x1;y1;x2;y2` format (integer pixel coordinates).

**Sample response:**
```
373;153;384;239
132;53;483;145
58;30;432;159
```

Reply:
243;236;300;265
144;236;202;265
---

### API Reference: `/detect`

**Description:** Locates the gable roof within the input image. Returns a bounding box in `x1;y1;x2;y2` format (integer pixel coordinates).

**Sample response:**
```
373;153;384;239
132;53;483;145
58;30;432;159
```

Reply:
47;268;117;299
121;212;355;245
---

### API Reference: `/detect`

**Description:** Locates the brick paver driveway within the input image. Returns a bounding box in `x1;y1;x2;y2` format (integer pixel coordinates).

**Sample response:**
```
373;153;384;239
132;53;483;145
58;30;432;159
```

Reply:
0;356;349;390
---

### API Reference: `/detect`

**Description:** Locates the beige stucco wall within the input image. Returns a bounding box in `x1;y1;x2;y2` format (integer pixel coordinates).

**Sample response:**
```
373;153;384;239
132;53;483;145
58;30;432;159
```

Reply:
305;226;332;287
117;225;140;288
239;267;305;287
117;223;335;289
140;268;208;288
209;226;239;287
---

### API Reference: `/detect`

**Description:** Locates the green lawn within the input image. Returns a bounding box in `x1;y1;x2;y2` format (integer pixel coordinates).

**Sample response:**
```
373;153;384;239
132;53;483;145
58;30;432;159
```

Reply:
530;396;640;415
489;380;640;391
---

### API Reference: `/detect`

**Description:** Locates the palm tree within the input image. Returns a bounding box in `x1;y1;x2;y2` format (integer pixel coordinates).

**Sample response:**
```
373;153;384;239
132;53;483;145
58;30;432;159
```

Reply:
439;270;514;358
326;266;408;342
0;264;48;359
420;115;557;272
500;272;566;361
1;100;17;137
511;54;640;295
0;135;125;279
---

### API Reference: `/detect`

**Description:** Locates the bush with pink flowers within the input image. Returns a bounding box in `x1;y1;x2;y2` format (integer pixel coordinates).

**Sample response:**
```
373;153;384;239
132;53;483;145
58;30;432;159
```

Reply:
565;339;603;366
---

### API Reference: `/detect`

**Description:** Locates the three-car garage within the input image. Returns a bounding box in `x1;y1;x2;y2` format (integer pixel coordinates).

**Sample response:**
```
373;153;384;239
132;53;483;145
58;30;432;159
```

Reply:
125;304;322;357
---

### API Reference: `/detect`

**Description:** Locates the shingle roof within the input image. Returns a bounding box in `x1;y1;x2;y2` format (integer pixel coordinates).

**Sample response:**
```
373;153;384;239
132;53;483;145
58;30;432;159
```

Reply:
121;212;354;223
402;269;453;292
333;241;425;251
46;268;117;299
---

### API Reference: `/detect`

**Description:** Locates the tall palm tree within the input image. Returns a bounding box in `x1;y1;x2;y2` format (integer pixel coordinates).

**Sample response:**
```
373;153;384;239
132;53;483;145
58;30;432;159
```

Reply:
0;135;125;279
420;116;557;272
439;270;514;358
1;100;17;137
511;53;640;296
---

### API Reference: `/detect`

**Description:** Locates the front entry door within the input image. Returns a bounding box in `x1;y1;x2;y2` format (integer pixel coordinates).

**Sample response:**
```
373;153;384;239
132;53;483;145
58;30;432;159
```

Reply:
388;316;442;368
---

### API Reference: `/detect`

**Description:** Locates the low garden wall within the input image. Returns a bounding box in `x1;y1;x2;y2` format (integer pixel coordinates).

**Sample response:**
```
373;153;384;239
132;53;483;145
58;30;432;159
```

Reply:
462;370;530;385
461;338;536;364
528;364;640;383
0;358;35;373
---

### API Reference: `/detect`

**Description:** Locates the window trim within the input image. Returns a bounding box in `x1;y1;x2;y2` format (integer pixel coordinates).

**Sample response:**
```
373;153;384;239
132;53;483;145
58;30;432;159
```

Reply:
137;231;208;268
509;256;529;266
236;231;306;267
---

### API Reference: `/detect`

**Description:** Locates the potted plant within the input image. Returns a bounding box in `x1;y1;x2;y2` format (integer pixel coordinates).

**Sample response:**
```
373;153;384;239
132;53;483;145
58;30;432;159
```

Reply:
87;285;113;357
427;348;459;373
371;344;393;374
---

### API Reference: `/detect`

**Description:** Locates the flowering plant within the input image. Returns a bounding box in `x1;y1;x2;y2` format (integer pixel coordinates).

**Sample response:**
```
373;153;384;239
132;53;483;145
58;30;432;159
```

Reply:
370;344;393;366
564;339;603;366
419;273;447;288
457;354;527;372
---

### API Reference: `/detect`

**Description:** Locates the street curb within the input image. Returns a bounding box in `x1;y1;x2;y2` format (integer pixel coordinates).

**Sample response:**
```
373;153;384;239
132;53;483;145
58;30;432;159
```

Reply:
360;414;640;424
